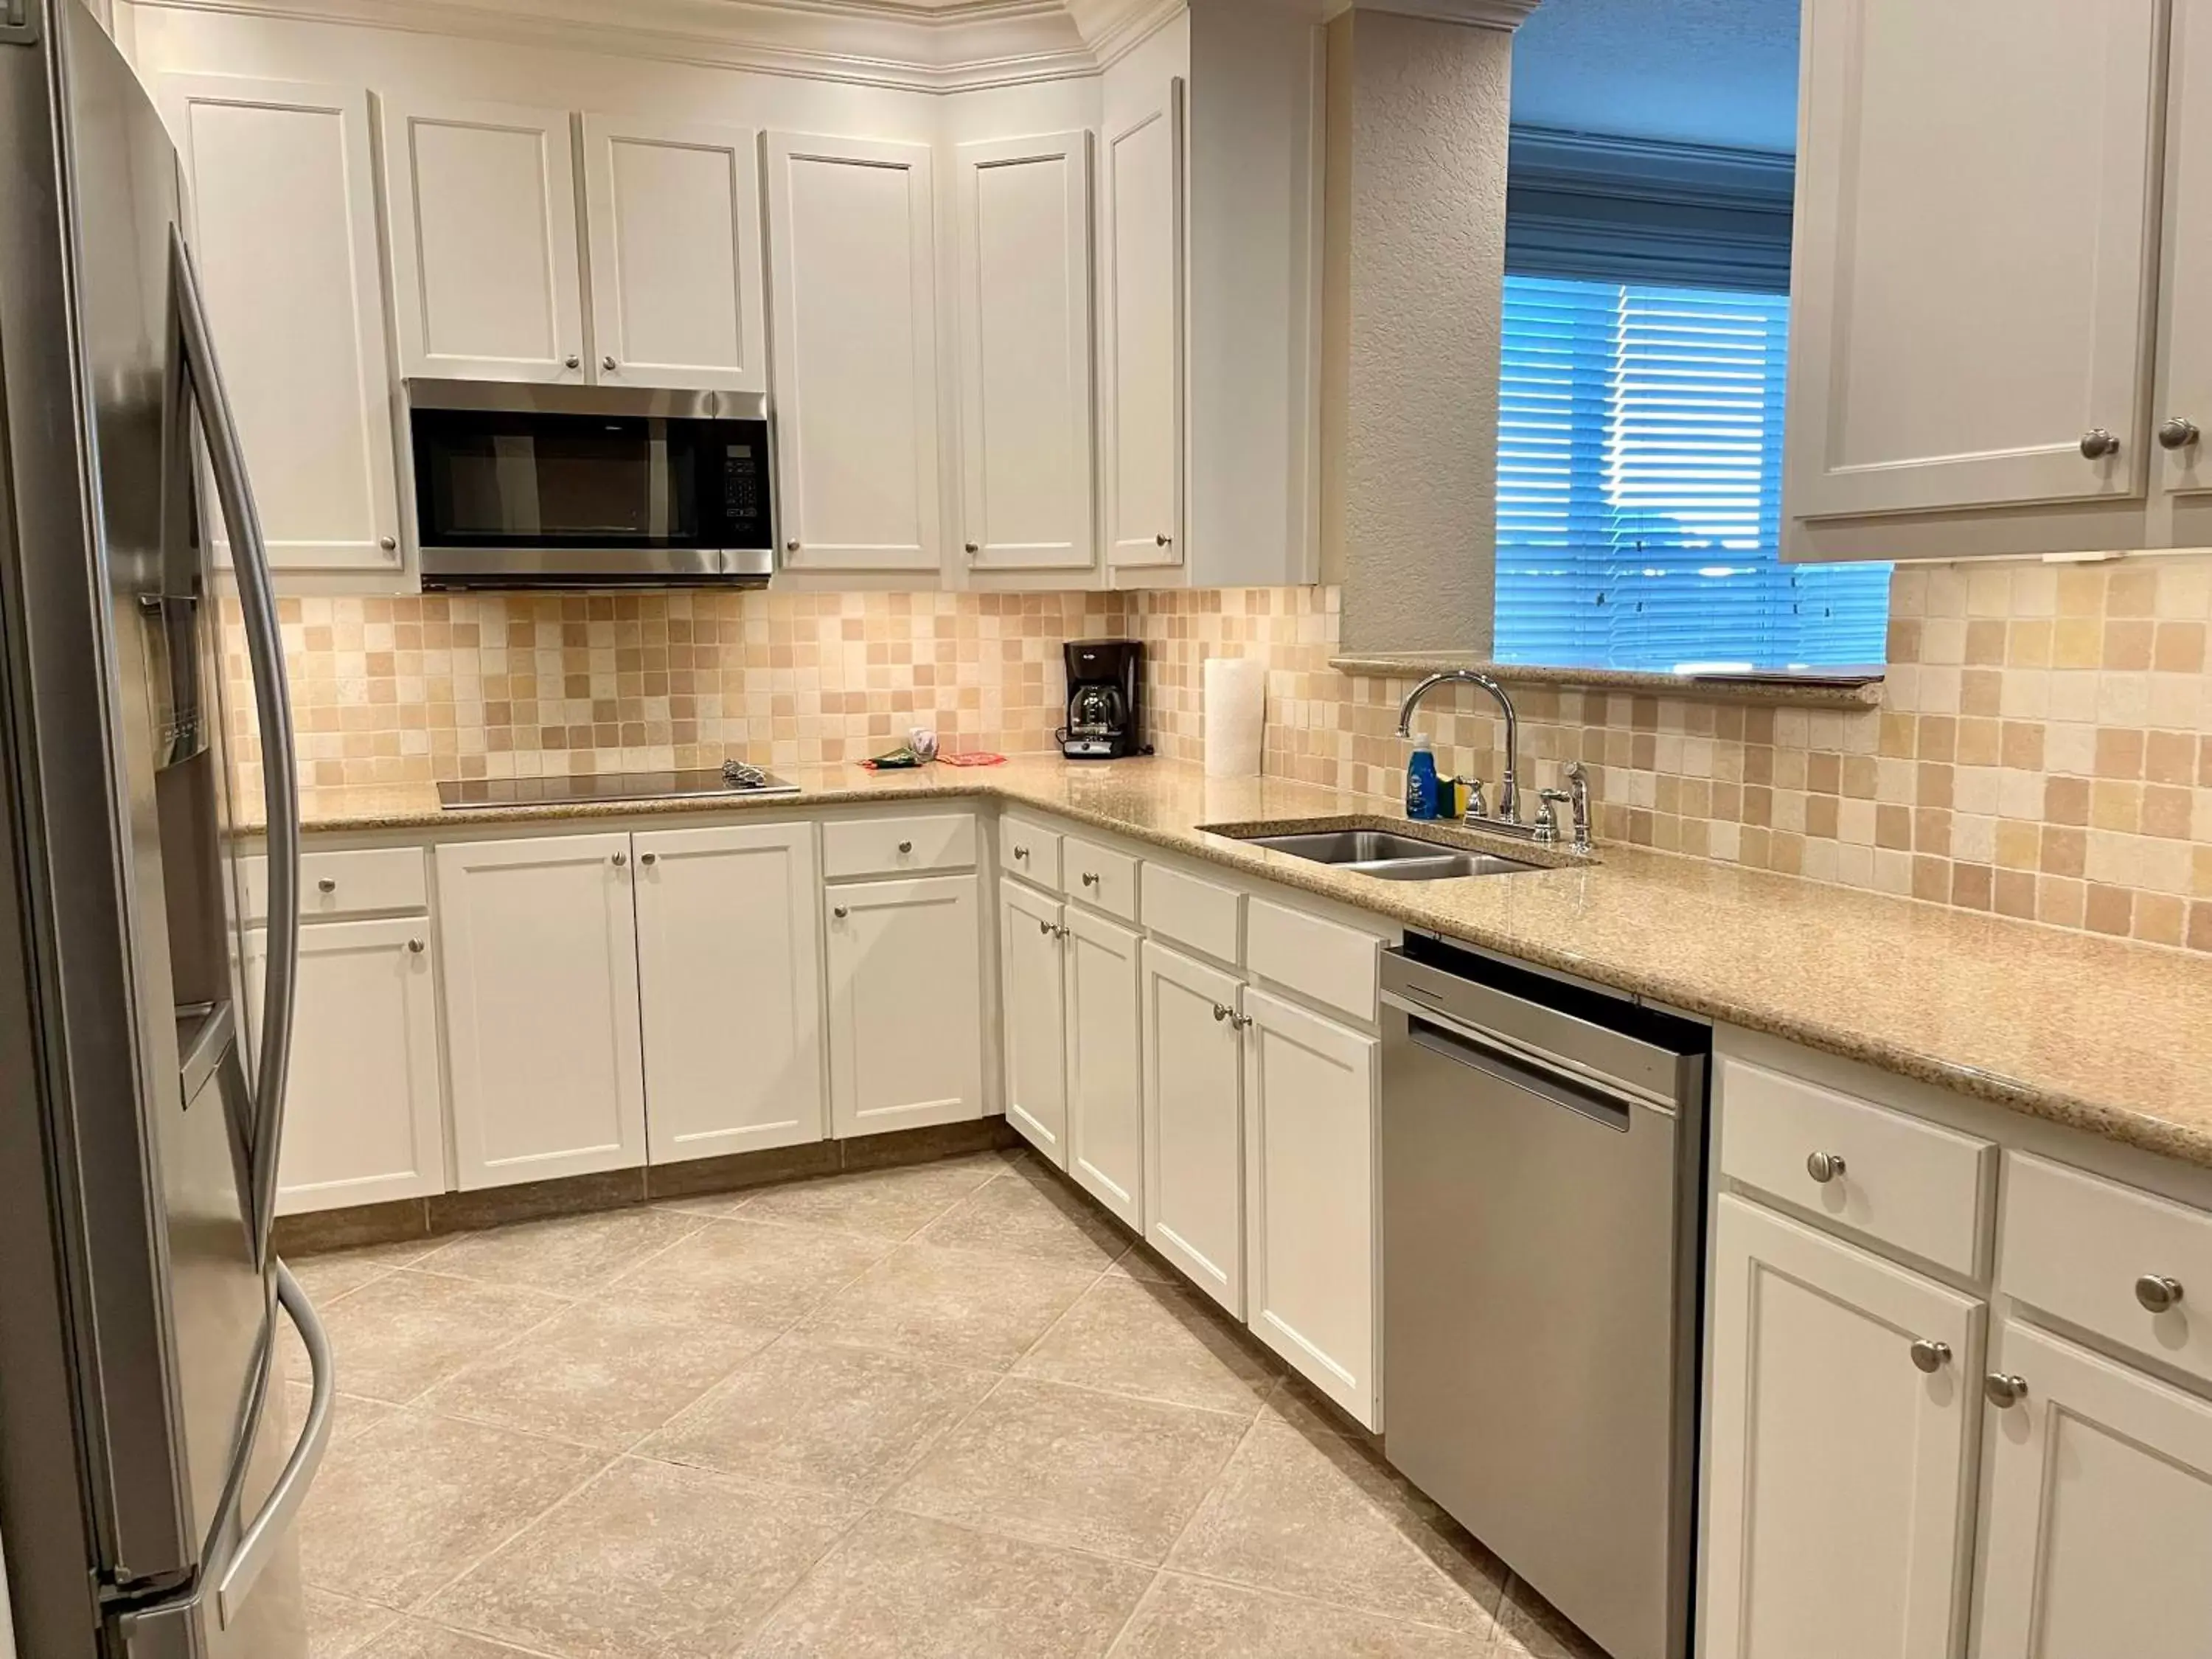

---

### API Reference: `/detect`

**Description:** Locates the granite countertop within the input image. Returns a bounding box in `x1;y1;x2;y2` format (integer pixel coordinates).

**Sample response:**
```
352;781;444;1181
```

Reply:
268;755;2212;1172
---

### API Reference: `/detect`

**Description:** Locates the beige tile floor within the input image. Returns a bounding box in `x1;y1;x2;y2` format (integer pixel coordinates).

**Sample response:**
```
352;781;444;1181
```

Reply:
283;1149;1604;1659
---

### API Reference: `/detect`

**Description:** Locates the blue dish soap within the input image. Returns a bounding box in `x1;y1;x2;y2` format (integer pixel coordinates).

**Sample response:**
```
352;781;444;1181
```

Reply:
1405;734;1441;820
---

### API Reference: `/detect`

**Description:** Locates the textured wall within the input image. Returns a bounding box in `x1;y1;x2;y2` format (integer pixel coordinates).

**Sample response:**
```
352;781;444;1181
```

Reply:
1326;10;1514;654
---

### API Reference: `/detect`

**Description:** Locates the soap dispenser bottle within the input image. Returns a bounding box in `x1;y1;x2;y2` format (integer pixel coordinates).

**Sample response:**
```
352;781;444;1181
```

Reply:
1405;734;1440;820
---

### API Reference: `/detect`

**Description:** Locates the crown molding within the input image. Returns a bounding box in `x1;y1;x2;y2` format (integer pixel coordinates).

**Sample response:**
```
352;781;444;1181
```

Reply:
133;0;1110;90
1319;0;1539;30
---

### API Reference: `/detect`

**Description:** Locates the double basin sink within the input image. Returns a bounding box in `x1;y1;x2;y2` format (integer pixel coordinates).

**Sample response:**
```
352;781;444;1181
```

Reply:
1205;821;1545;882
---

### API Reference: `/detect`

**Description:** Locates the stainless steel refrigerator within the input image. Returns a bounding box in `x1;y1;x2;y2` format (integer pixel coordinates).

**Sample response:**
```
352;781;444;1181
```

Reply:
0;1;330;1654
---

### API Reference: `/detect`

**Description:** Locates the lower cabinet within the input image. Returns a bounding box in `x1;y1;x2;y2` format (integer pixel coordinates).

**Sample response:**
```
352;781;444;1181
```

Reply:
633;821;826;1162
825;872;984;1136
1141;939;1245;1316
1973;1319;2212;1658
1240;986;1380;1428
254;917;445;1213
1000;876;1070;1161
435;834;649;1188
1064;905;1144;1231
1702;1194;1982;1659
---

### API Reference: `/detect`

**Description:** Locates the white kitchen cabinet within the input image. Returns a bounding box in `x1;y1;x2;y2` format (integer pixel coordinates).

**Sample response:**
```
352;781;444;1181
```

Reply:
248;918;444;1214
953;131;1094;576
1141;939;1242;1315
1064;905;1144;1231
1000;876;1070;1164
580;114;766;394
632;822;824;1164
161;76;402;577
1972;1319;2212;1659
434;834;647;1187
1240;986;1379;1428
2153;0;2212;544
1702;1194;1982;1659
824;873;984;1136
764;133;942;574
1100;76;1185;572
381;98;586;383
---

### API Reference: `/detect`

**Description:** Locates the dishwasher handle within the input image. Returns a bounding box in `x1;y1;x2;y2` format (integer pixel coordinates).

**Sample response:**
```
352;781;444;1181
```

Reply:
1386;991;1653;1130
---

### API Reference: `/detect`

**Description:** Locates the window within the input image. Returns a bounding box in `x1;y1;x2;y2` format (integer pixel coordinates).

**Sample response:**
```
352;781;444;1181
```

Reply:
1494;274;1889;673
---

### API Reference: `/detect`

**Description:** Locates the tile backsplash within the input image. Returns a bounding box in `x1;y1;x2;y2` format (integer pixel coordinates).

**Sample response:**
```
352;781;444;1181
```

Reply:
230;554;2212;953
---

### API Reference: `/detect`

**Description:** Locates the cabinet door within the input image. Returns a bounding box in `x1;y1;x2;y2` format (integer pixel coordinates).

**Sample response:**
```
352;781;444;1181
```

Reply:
434;835;646;1188
825;874;983;1136
1101;77;1184;570
1703;1195;1982;1659
764;133;942;574
1787;0;2161;521
2154;0;2212;538
381;98;586;383
580;115;766;393
999;877;1069;1164
633;822;824;1164
1141;939;1242;1315
161;76;401;575
248;919;444;1214
1242;987;1379;1429
1973;1321;2212;1659
1065;905;1142;1231
954;132;1095;574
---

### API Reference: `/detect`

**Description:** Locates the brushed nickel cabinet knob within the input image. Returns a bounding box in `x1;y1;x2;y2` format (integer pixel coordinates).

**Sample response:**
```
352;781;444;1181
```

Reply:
563;353;581;369
1909;1338;1952;1374
378;535;397;551
898;840;914;854
832;905;849;919
2135;1274;2185;1313
316;877;337;894
2079;427;2121;460
639;852;657;866
964;541;980;554
1038;917;1054;936
1211;1002;1231;1022
408;937;425;954
602;355;617;372
1806;1150;1847;1184
1155;532;1172;546
1984;1373;2029;1409
611;852;627;867
785;540;799;554
1081;872;1099;887
2158;417;2202;451
1013;845;1029;860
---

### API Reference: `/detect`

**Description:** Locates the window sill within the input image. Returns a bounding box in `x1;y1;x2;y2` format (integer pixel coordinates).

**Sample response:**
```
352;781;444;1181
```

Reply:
1326;653;1886;709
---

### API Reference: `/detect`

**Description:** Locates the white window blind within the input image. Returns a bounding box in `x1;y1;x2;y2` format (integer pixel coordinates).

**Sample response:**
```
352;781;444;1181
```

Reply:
1495;274;1888;672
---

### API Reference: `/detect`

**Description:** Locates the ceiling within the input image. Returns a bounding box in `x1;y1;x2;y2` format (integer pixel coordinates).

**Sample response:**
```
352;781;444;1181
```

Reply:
1511;0;1800;155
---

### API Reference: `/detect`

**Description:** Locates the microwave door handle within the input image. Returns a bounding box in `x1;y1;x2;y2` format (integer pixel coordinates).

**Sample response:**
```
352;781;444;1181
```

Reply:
172;226;298;1273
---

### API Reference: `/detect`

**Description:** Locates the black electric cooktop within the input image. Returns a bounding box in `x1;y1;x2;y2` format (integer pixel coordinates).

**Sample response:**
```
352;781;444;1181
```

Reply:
436;768;801;810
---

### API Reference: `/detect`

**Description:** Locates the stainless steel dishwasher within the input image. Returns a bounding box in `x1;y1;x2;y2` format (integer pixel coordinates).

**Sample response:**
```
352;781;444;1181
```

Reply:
1380;934;1708;1659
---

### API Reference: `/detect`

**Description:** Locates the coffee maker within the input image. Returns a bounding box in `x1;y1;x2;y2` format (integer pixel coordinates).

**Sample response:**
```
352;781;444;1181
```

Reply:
1059;639;1144;759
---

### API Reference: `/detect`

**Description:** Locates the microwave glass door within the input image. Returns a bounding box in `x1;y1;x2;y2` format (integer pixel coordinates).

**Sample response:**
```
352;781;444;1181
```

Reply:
414;410;702;549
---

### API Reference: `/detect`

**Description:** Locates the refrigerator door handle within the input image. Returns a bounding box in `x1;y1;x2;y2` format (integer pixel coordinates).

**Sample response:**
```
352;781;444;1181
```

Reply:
171;225;299;1270
215;1262;330;1627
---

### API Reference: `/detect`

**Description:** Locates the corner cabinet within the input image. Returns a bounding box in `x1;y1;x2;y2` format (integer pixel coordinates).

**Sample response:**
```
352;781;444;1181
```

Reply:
1701;1194;1981;1659
380;99;588;384
1099;77;1185;574
160;75;403;577
1787;0;2212;557
632;822;824;1162
763;132;943;575
580;115;766;393
434;834;648;1187
824;872;983;1135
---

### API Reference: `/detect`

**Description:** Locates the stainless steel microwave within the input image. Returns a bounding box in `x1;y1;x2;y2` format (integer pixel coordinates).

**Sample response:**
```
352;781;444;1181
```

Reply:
407;380;775;588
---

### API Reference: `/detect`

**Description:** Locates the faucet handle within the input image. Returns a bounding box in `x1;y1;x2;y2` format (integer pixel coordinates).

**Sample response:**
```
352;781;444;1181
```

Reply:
1463;777;1488;819
1535;787;1572;843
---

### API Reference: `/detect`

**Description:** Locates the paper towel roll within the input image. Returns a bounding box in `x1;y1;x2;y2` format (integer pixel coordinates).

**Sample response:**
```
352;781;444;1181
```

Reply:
1203;656;1266;778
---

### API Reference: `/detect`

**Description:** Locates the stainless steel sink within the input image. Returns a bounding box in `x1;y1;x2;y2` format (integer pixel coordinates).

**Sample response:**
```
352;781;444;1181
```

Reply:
1229;827;1537;881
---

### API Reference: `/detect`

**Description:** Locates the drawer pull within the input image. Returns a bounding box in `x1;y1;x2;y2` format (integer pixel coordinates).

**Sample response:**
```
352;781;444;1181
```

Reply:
898;840;914;854
2135;1274;2185;1314
1908;1338;1952;1374
1013;845;1029;860
316;877;337;894
1983;1373;2029;1409
832;905;849;919
407;938;425;955
1082;872;1100;887
639;852;657;866
1806;1150;1847;1185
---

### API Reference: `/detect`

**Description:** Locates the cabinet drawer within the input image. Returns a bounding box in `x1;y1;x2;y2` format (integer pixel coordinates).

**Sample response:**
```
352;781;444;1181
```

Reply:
1141;862;1242;965
1001;815;1063;891
1062;835;1139;922
240;846;428;923
2001;1152;2212;1388
822;813;977;880
1245;898;1379;1023
1718;1057;1994;1277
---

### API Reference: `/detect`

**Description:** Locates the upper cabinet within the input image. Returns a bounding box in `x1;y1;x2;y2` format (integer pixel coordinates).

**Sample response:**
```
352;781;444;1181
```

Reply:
954;132;1096;577
764;132;942;575
581;115;767;392
161;75;403;577
1787;0;2212;558
381;99;589;384
1102;79;1186;573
